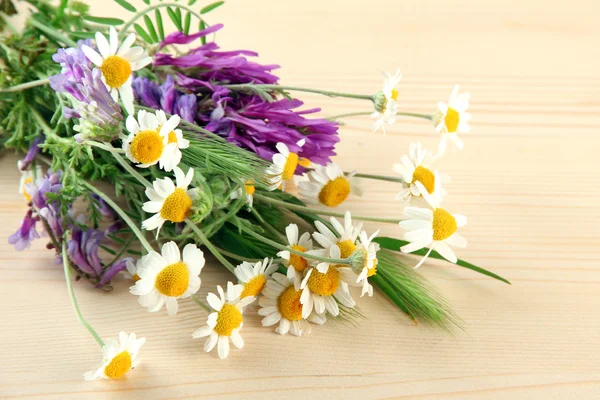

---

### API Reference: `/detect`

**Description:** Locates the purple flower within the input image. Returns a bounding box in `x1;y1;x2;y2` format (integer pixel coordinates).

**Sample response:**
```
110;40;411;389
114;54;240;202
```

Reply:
49;39;94;94
8;210;40;251
26;170;63;210
96;258;131;288
90;193;116;220
133;75;197;123
19;135;44;171
161;23;224;46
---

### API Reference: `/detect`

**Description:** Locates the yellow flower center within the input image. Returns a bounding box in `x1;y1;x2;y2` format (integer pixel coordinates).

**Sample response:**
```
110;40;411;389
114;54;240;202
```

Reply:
278;285;303;321
367;259;377;277
22;177;33;202
391;89;399;101
154;261;189;297
289;244;308;272
432;208;458;241
444;107;460;133
411;165;435;194
130;130;165;165
307;267;340;296
167;131;178;144
337;240;357;258
245;180;255;196
213;304;243;336
103;351;132;379
160;188;193;222
241;275;266;298
99;55;132;89
381;89;399;113
318;177;351;208
132;273;140;282
282;153;299;181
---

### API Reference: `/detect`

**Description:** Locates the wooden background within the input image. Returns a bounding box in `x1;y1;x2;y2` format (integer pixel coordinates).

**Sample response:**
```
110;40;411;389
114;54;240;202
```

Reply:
1;0;599;398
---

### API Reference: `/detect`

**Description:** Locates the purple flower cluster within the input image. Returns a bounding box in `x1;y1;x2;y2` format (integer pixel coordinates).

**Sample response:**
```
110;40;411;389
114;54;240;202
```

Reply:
133;23;339;170
9;168;129;287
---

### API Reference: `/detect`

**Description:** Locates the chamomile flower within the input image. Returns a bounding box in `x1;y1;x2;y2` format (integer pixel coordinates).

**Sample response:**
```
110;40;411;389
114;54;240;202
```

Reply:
192;282;254;359
230;180;255;208
372;69;402;133
234;258;278;301
354;230;380;297
400;206;467;268
265;139;310;191
142;167;197;233
84;332;145;381
258;272;325;336
17;161;41;202
393;142;448;207
129;241;205;316
311;211;363;273
123;109;183;171
298;163;362;208
81;27;152;115
433;84;472;155
123;259;140;282
277;223;313;283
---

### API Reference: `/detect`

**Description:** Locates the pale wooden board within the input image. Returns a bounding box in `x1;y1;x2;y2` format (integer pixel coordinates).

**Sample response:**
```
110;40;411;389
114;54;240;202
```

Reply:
1;0;600;398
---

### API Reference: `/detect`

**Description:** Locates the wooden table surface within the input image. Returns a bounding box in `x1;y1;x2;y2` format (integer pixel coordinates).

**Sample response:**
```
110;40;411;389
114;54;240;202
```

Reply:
2;0;599;399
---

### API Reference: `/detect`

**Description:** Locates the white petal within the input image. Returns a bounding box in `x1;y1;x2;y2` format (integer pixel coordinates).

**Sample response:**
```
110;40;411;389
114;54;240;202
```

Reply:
192;325;212;338
433;241;457;263
109;26;118;55
81;45;103;67
217;335;230;359
95;31;110;59
117;33;136;55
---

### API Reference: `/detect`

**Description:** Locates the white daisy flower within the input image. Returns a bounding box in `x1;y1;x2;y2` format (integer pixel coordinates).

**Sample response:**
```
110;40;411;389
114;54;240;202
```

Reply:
123;109;183;171
393;142;448;208
234;257;278;302
84;331;145;381
258;271;325;336
230;180;255;208
276;223;313;284
298;163;362;208
81;27;150;115
123;259;140;282
142;167;197;233
129;241;205;316
265;139;310;191
308;211;363;274
354;230;380;297
400;206;468;268
192;282;255;359
372;69;402;133
433;84;472;155
81;27;151;115
17;161;42;202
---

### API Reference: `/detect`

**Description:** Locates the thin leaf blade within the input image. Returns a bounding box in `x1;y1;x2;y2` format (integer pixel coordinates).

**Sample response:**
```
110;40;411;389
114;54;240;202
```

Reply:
200;1;225;14
83;16;125;25
144;15;159;43
133;23;153;44
155;9;165;42
167;6;183;31
113;0;136;12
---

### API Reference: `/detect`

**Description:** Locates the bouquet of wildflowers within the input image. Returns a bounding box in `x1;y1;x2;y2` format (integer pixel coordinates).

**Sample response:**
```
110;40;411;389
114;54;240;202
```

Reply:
0;0;509;379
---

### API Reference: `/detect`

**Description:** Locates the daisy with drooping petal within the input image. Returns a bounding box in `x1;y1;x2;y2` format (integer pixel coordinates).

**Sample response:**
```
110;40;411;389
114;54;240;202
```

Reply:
130;241;204;316
192;282;254;359
372;69;402;133
84;332;145;381
81;27;152;114
298;163;361;208
123;259;140;282
400;206;467;268
354;230;380;297
17;161;42;202
277;223;313;284
310;211;363;273
265;139;310;191
258;271;325;336
433;84;471;155
234;257;278;301
123;109;183;171
142;167;197;233
230;180;255;208
393;142;448;208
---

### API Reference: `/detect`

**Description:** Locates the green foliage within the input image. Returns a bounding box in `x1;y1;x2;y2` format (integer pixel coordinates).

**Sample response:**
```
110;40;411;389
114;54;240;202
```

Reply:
134;23;153;44
113;0;137;13
200;1;225;14
83;16;125;26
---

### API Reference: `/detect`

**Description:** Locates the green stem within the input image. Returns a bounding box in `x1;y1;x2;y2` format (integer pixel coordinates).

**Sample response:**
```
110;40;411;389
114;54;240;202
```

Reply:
191;294;211;313
0;78;50;93
352;172;403;183
238;223;351;265
87;141;152;188
327;111;372;120
119;3;205;39
29;18;77;47
82;181;154;254
212;246;261;263
254;194;404;224
184;220;237;273
224;84;375;102
61;238;105;348
249;207;287;244
397;111;434;121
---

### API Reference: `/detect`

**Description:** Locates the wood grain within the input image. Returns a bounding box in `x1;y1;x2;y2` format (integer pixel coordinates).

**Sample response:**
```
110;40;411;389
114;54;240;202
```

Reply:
1;0;599;398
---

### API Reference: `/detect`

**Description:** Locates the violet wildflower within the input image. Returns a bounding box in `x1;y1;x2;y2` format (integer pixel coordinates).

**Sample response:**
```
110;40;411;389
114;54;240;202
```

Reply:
8;209;40;251
19;135;44;171
49;39;94;96
132;75;197;123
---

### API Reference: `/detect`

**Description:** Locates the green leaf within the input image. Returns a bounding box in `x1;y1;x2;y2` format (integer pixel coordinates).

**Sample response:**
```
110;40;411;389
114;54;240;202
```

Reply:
134;23;153;44
184;12;191;35
199;20;207;44
83;16;125;25
99;245;117;256
373;236;511;285
155;9;165;42
144;15;159;43
167;7;183;31
200;1;225;14
127;249;143;256
142;0;150;4
113;0;136;12
70;31;95;39
188;0;199;6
